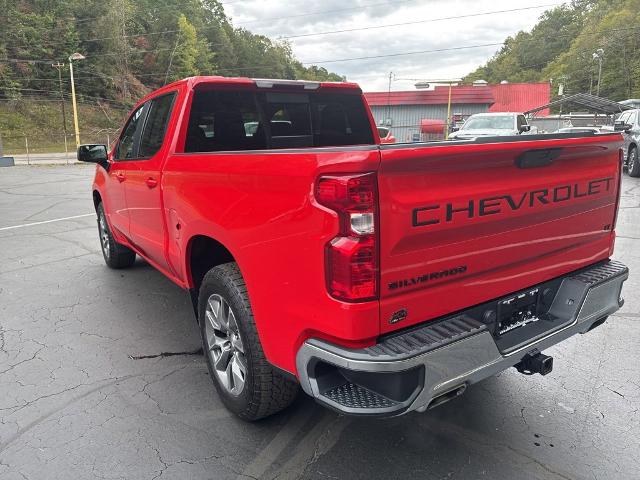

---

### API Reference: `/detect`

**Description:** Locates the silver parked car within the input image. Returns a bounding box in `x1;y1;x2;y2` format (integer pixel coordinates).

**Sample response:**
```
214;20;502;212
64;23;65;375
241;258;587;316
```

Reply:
615;109;640;177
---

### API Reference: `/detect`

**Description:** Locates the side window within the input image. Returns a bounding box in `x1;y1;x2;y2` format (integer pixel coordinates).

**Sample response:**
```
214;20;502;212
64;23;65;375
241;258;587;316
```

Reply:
116;105;147;160
628;111;638;126
618;112;630;124
185;90;265;152
138;93;176;158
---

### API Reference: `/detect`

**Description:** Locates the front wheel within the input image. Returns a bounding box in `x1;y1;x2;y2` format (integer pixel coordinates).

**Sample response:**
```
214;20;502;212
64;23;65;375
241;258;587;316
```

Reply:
96;203;136;269
628;147;640;177
199;262;298;421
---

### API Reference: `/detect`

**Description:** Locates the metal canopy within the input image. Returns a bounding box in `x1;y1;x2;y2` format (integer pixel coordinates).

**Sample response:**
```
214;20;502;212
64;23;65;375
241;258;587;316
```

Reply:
524;93;632;116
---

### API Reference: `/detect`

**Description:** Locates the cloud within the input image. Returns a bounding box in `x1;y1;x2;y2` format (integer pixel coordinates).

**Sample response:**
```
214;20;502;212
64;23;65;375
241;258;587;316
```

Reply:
224;0;552;90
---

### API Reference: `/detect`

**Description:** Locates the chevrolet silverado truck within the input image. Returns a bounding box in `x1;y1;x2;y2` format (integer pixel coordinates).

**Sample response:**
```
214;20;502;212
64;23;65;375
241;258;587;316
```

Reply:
78;76;628;421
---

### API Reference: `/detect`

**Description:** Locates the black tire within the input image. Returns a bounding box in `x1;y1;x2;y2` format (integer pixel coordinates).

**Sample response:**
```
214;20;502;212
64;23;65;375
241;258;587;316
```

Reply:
628;146;640;177
96;203;136;269
198;262;298;421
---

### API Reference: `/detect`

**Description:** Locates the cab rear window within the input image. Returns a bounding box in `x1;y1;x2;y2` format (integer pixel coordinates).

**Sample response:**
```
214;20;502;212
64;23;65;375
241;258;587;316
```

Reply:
184;89;374;152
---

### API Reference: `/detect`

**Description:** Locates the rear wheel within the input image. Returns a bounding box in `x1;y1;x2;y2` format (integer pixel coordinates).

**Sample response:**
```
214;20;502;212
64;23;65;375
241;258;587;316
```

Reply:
97;203;136;269
628;146;640;177
199;262;298;421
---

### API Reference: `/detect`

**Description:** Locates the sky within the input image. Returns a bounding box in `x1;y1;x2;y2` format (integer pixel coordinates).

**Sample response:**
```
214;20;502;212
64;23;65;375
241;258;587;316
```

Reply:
224;0;560;92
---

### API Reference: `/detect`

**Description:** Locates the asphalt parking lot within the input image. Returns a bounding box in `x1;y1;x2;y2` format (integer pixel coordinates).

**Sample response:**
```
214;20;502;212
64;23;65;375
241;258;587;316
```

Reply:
0;164;639;480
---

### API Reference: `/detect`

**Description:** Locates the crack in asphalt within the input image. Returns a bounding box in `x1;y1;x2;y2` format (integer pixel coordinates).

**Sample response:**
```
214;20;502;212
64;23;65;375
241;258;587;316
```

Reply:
0;325;6;355
0;375;141;455
128;348;203;360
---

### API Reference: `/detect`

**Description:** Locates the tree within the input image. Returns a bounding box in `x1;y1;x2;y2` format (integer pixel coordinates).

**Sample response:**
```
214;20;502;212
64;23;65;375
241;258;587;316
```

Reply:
0;0;344;103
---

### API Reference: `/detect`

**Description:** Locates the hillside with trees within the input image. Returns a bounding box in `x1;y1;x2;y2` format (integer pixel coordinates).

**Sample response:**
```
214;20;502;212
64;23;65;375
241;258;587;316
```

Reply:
464;0;640;102
0;0;343;102
0;0;343;153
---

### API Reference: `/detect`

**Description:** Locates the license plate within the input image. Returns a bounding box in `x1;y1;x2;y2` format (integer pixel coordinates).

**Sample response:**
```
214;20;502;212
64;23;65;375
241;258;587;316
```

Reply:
497;288;541;335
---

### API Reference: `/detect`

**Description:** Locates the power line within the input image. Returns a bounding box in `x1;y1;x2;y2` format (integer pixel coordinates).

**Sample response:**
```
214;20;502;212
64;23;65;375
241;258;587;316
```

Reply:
278;4;561;40
1;87;131;106
301;42;504;65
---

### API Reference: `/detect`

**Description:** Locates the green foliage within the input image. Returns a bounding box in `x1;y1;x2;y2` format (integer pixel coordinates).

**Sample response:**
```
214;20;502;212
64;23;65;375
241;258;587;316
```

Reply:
465;0;640;101
0;0;344;108
167;14;208;82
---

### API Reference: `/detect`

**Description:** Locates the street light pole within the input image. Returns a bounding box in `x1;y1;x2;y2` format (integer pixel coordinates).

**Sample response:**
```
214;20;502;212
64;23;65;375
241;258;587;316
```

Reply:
68;52;85;149
596;54;603;96
593;48;604;97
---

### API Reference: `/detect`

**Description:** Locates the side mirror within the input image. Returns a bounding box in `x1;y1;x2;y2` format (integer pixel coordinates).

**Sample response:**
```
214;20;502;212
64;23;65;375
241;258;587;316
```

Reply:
78;144;108;168
614;122;632;132
451;126;460;132
520;125;531;133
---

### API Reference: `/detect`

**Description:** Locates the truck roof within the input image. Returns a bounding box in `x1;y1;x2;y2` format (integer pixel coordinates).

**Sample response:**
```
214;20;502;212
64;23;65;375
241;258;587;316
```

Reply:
163;76;362;92
133;76;364;110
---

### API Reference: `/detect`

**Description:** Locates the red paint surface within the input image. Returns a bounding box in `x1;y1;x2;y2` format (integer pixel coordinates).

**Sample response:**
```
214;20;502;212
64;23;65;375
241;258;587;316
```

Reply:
489;82;551;115
364;85;494;106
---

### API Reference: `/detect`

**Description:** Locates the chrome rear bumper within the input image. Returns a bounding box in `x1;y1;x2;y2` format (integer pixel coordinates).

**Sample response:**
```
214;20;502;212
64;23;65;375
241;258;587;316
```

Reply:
296;260;628;416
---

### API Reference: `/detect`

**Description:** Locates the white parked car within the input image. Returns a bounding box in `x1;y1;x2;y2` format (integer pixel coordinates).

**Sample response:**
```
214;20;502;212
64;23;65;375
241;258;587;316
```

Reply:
449;112;531;140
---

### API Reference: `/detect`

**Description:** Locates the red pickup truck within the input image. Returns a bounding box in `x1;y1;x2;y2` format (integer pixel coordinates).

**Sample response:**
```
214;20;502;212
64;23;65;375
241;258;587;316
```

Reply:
78;76;628;421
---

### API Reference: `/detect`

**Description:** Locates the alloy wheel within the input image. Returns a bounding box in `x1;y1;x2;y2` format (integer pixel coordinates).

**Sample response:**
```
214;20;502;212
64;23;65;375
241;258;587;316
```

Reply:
98;212;110;259
204;294;247;396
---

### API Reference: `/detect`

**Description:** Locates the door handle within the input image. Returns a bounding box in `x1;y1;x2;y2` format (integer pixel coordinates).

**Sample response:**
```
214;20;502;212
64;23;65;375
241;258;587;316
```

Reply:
115;172;126;183
145;177;158;189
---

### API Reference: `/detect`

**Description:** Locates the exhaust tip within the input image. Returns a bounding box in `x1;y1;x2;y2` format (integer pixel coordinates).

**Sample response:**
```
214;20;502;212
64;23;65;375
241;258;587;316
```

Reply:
427;384;467;410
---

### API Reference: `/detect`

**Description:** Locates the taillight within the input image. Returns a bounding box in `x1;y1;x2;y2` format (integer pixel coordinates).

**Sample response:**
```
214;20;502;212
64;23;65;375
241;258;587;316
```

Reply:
315;173;379;302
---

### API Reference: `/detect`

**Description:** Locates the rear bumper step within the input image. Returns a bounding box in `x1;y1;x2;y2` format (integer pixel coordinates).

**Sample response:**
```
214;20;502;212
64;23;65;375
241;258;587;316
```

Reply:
296;260;628;416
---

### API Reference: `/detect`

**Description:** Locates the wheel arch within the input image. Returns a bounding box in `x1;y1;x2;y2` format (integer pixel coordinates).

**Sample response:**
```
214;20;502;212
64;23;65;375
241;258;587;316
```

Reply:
92;190;102;210
185;234;236;319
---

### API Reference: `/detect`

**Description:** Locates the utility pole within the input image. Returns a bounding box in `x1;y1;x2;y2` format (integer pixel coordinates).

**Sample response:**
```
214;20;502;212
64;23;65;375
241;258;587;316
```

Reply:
52;63;68;152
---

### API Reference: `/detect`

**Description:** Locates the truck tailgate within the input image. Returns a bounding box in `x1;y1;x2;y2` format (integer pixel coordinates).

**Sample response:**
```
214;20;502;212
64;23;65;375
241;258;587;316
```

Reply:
378;134;622;334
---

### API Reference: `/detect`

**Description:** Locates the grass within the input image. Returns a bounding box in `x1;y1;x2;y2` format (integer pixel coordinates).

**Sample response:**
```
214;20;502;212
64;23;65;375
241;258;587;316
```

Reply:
0;99;127;155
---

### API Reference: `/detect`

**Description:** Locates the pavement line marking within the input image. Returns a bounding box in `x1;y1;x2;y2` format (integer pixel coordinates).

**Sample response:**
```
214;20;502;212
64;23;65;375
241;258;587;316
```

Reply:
0;213;95;232
238;406;316;480
271;412;350;480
